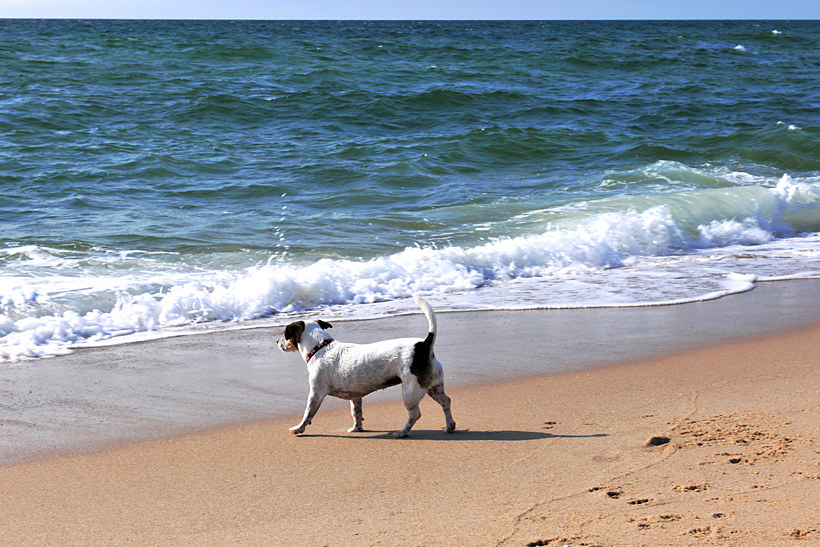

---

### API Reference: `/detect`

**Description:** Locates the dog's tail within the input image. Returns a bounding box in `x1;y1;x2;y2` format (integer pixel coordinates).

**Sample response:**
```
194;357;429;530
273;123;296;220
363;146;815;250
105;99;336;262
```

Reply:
411;295;437;389
414;295;437;343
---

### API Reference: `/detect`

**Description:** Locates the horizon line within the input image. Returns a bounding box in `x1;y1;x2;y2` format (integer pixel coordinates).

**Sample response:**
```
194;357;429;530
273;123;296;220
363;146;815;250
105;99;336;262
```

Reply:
1;17;818;22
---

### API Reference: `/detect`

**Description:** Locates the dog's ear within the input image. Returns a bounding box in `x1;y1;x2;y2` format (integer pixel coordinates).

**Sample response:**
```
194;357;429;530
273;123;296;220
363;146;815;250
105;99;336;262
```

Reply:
316;319;333;330
284;321;305;348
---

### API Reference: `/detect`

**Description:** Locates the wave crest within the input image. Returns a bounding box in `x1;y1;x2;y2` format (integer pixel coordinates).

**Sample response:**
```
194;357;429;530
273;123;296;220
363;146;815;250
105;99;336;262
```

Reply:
2;174;818;361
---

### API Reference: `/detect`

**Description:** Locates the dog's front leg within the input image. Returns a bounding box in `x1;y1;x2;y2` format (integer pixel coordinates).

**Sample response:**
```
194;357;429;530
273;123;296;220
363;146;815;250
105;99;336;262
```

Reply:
347;398;364;433
291;391;325;435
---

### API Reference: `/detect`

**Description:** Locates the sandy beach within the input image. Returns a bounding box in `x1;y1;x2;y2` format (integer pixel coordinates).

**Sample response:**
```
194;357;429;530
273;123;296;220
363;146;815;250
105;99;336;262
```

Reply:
2;281;820;546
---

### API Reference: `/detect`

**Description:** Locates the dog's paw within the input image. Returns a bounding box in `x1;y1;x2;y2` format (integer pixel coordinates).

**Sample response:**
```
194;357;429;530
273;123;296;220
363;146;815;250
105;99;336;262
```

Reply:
347;426;365;433
392;430;409;439
290;426;305;435
445;421;456;433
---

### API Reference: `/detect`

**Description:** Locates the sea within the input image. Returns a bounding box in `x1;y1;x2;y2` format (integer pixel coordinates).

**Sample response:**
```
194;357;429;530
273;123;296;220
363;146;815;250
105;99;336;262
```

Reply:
1;19;819;362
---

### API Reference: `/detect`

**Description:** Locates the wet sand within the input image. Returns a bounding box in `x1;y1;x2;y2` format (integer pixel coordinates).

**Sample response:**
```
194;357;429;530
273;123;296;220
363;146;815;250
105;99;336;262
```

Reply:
1;280;820;545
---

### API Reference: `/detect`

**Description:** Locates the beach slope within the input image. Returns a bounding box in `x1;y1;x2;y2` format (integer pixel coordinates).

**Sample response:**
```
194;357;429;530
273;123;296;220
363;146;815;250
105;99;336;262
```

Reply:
1;321;819;545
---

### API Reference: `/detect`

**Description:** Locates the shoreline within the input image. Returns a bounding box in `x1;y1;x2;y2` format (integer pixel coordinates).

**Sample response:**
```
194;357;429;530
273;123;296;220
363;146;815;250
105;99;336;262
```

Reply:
1;306;819;544
3;278;820;466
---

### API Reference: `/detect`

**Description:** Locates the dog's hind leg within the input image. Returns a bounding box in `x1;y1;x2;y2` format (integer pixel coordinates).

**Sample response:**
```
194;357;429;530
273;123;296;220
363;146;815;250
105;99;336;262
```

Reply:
394;385;426;438
347;398;364;433
394;404;421;438
427;384;456;433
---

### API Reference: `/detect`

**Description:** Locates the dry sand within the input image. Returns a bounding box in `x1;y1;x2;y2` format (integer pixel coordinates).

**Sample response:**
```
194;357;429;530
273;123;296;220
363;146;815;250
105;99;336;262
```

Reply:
2;284;820;545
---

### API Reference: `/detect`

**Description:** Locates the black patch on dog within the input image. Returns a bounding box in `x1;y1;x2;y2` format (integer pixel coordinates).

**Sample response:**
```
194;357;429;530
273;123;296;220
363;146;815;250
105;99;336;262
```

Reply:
411;331;435;389
316;320;333;330
284;321;305;348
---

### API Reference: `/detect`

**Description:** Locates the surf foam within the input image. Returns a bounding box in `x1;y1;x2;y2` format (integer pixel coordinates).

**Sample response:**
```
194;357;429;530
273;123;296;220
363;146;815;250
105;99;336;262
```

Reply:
1;175;819;361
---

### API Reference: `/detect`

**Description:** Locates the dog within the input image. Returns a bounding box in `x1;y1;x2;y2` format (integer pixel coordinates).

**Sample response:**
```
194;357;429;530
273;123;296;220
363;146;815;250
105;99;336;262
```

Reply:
278;295;456;438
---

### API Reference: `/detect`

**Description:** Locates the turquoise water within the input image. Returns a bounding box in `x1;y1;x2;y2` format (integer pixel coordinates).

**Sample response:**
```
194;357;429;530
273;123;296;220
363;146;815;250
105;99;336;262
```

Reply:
1;19;819;360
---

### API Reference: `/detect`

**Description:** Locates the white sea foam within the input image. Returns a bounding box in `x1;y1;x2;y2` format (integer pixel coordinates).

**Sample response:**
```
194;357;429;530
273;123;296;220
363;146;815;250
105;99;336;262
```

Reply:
1;175;819;361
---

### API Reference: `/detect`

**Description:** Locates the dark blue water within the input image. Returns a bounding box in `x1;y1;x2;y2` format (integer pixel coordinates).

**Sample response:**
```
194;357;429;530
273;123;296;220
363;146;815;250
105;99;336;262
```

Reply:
1;19;819;360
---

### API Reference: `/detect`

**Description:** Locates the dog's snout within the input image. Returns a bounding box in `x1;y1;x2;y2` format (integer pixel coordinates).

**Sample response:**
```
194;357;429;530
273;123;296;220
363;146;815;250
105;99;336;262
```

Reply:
278;338;296;352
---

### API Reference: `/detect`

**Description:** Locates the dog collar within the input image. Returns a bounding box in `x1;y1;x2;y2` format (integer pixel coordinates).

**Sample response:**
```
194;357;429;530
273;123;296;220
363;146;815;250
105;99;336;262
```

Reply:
306;338;333;363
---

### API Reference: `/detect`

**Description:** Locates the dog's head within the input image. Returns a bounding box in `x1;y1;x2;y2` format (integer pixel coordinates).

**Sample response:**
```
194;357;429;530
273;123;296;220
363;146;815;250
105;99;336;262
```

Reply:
277;319;333;353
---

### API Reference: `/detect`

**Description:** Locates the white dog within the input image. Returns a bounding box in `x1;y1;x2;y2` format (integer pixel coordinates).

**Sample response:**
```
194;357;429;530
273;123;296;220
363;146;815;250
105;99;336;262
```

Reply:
278;296;456;438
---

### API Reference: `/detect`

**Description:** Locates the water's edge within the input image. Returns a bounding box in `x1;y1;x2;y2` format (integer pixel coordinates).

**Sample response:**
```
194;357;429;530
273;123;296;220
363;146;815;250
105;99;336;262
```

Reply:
2;278;820;466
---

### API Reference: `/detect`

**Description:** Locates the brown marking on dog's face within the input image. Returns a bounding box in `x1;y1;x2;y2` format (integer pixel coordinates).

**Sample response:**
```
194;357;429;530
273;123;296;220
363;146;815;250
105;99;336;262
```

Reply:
284;321;305;349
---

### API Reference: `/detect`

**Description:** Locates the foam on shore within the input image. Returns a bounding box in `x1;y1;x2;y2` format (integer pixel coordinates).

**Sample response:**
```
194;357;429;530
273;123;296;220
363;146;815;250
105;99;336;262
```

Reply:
2;278;820;466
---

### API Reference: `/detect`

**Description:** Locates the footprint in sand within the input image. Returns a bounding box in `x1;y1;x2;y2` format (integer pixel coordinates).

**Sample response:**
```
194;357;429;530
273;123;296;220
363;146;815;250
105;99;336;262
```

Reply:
665;413;799;467
589;486;625;500
673;482;709;493
627;498;653;505
632;513;682;529
789;528;819;539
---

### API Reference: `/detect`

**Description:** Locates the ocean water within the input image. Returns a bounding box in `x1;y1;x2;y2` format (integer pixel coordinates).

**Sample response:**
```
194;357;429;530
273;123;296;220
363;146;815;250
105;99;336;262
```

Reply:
1;19;819;361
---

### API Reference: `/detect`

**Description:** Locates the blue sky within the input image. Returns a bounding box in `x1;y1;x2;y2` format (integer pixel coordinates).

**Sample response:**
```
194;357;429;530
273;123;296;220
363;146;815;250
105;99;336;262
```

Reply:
1;0;818;20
